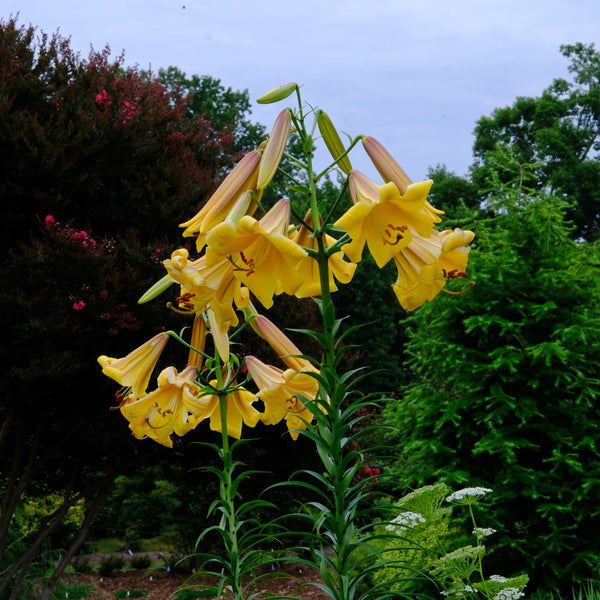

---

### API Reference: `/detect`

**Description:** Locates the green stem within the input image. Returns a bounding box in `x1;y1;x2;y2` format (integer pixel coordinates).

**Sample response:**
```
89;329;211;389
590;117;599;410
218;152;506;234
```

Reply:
218;395;243;600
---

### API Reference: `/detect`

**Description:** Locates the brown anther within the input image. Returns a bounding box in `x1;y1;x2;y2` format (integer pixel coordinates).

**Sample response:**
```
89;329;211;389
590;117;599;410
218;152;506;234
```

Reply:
442;269;467;280
227;253;256;275
111;389;130;410
383;223;408;246
285;395;304;413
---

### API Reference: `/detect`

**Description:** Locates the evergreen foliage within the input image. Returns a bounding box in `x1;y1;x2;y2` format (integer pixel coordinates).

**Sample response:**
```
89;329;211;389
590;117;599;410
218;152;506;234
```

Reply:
388;164;600;593
471;42;600;241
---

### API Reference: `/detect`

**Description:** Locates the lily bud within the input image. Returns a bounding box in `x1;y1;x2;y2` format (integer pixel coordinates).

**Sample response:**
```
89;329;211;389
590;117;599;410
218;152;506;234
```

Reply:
362;136;411;193
180;149;261;248
138;274;174;304
256;82;297;104
316;110;352;175
257;109;292;190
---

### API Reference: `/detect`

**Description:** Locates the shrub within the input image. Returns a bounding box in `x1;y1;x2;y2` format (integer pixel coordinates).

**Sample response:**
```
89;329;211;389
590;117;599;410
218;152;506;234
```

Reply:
71;556;93;574
129;554;152;570
98;554;126;577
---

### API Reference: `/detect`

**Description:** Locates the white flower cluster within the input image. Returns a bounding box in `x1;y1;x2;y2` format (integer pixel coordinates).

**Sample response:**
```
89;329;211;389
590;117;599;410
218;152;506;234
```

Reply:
489;575;509;583
385;511;426;533
493;587;525;600
473;527;497;538
441;584;476;597
446;487;493;503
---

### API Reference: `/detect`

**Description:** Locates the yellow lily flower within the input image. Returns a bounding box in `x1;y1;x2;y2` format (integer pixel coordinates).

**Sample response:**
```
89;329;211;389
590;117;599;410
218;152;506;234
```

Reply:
119;365;211;448
245;356;318;440
179;149;261;250
335;170;435;268
202;384;262;439
392;228;474;310
98;332;169;398
163;249;248;331
362;136;443;223
206;199;308;308
290;214;357;297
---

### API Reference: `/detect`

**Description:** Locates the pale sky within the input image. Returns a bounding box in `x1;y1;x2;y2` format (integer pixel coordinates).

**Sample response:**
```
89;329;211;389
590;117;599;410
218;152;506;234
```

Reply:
4;0;600;180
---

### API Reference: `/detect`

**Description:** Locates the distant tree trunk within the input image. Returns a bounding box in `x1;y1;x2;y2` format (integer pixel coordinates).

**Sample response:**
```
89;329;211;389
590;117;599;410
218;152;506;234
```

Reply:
39;481;113;600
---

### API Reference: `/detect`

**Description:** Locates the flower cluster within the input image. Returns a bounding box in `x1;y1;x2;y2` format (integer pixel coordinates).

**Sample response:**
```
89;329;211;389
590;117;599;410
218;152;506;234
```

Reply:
385;511;426;533
446;487;493;504
95;89;136;124
44;215;98;249
98;86;474;447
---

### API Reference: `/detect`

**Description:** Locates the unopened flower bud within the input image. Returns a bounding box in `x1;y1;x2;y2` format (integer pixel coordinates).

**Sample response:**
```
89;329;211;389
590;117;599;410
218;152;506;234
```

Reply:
138;274;174;304
257;109;292;189
316;110;352;175
256;82;298;104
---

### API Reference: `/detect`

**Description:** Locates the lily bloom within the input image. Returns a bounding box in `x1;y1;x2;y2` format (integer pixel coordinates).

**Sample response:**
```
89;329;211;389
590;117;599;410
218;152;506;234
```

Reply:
201;383;262;439
206;199;308;308
163;249;248;332
245;356;318;440
179;150;261;250
335;170;435;268
362;136;443;223
98;332;169;398
290;214;357;297
119;365;211;447
392;228;474;310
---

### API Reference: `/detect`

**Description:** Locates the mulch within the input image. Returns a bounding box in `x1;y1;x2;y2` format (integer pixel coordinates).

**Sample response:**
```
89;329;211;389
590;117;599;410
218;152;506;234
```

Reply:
60;554;330;600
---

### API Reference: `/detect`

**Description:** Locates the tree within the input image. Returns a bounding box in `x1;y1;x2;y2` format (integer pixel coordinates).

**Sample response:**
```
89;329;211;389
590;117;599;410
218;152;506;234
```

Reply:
0;16;260;598
158;66;266;156
471;43;600;241
388;162;600;594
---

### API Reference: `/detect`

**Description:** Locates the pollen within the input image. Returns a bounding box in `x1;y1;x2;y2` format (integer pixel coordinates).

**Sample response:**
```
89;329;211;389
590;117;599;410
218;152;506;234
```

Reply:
383;223;408;246
442;268;467;280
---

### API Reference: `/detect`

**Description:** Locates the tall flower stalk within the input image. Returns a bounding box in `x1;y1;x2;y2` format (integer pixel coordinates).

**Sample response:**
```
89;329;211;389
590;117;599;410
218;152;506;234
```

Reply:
98;82;476;600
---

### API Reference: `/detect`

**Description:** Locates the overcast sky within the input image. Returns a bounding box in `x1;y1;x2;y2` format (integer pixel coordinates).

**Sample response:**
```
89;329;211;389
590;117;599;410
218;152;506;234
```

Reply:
4;0;600;180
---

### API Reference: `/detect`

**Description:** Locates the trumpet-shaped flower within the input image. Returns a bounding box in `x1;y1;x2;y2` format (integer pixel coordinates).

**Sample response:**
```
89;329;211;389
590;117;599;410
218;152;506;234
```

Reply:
362;136;443;223
202;384;262;439
290;214;357;297
335;170;435;268
392;228;474;310
206;199;308;308
98;332;169;398
245;356;318;440
179;150;261;250
163;248;248;331
119;365;211;447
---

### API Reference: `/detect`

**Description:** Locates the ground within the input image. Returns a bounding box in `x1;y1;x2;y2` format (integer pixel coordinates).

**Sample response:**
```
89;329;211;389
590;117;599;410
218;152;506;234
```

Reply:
60;553;330;600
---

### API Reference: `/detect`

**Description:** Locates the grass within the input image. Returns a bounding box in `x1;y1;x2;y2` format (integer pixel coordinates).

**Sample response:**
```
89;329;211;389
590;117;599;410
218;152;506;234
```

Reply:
51;582;92;599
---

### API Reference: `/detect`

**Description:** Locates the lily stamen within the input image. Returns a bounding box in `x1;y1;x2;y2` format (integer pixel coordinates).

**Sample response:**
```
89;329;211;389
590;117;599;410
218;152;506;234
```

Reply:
383;223;408;246
226;253;256;276
285;395;305;414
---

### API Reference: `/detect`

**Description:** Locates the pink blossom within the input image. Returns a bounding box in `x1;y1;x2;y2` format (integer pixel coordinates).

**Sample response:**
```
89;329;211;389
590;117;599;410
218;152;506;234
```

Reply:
72;300;86;311
95;89;112;108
